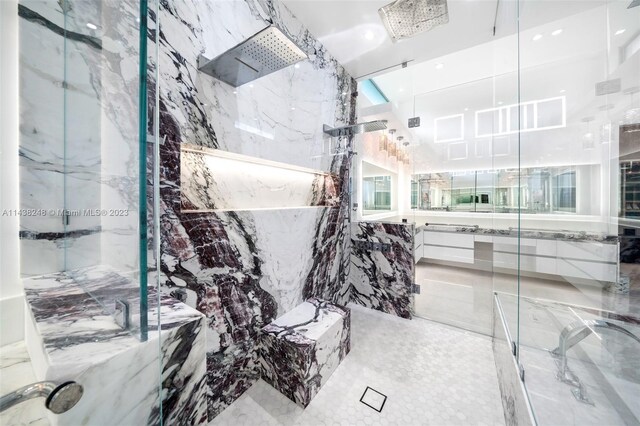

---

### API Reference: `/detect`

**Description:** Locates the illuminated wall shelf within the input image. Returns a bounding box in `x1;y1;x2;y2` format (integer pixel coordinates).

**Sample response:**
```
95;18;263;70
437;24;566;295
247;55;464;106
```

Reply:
180;144;339;212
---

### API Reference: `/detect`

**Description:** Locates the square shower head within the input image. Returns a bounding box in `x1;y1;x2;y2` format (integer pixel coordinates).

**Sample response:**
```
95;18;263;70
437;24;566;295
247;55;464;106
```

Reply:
198;26;308;87
378;0;449;42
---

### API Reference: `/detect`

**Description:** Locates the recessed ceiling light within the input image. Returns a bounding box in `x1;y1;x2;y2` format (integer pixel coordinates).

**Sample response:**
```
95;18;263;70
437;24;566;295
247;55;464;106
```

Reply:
233;90;237;94
294;63;300;69
532;34;543;41
559;89;566;93
497;101;503;105
435;63;444;69
364;31;375;40
291;107;295;110
615;29;626;36
398;88;404;92
551;29;563;36
249;84;254;88
464;107;469;111
86;23;98;30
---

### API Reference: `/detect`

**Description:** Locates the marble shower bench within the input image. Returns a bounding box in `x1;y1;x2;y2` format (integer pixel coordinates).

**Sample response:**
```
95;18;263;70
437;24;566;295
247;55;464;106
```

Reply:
15;265;208;426
258;298;351;408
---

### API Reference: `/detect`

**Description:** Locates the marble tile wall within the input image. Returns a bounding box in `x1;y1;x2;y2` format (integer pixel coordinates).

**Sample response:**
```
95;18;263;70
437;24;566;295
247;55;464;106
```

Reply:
348;221;414;319
152;0;355;420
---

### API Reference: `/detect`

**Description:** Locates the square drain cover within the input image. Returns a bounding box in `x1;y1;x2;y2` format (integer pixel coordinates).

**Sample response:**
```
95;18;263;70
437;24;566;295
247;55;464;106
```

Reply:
360;386;387;412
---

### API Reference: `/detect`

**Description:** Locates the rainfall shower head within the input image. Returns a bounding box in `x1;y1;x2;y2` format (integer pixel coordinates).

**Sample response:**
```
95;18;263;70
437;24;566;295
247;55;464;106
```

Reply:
198;25;308;87
323;120;387;138
378;0;449;42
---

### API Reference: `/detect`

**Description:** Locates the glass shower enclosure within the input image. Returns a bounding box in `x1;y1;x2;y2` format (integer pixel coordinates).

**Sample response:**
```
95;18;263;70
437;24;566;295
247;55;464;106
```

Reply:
18;0;159;340
376;0;640;423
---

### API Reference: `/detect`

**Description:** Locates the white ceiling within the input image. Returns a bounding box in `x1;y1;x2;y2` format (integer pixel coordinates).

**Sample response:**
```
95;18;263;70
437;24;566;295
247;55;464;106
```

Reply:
283;0;639;173
282;0;606;80
373;1;639;103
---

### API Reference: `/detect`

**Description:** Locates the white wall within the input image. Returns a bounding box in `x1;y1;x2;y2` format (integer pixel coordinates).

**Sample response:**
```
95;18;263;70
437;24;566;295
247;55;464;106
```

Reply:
0;0;24;346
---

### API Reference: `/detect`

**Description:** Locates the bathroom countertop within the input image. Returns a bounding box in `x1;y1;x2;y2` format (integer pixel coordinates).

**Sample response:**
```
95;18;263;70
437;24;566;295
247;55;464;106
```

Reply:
356;216;416;226
417;224;618;243
22;265;204;379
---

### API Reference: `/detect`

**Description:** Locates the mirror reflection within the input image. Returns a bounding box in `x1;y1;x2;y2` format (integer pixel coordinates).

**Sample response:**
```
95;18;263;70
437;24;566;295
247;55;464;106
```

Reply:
411;165;595;214
362;161;396;216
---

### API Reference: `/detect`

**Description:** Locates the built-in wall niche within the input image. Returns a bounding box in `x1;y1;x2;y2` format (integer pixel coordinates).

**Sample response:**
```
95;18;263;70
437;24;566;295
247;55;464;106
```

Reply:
180;144;339;212
410;164;599;215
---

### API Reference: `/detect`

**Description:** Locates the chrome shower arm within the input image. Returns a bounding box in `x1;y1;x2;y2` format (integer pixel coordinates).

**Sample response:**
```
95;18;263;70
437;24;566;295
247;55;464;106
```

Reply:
0;382;57;412
0;381;83;414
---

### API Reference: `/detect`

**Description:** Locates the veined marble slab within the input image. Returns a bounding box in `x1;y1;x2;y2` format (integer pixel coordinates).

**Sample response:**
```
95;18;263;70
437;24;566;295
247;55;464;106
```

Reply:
154;0;355;420
21;265;208;425
259;298;350;407
349;221;414;319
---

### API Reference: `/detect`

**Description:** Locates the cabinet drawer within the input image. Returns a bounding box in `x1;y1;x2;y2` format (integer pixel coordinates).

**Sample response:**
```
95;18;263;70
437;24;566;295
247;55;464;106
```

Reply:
536;256;557;275
424;231;474;248
557;258;617;282
557;241;617;263
537;239;557;257
423;245;474;264
493;253;557;275
493;237;537;255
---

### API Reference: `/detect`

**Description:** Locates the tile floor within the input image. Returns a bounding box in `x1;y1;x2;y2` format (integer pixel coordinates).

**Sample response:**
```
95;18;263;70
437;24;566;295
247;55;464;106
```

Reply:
210;303;506;426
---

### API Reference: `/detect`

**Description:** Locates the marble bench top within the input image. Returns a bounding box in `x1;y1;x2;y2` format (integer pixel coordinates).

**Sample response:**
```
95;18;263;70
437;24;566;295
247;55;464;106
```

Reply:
22;265;203;376
262;298;349;344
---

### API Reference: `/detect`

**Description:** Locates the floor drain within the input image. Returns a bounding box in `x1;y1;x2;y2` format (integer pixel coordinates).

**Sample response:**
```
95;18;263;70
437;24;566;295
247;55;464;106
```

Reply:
359;386;387;412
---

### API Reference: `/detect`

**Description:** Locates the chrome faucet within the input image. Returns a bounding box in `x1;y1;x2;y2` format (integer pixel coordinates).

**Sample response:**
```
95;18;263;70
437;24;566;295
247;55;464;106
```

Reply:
551;319;640;378
0;381;83;414
550;319;640;404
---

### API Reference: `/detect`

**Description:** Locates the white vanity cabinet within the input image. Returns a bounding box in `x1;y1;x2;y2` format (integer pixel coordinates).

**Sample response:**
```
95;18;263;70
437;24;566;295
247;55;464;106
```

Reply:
416;228;619;283
420;231;475;264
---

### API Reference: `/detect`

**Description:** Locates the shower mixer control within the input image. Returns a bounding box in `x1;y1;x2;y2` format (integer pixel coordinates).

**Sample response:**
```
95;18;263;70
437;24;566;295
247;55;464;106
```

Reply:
353;240;391;253
408;116;421;128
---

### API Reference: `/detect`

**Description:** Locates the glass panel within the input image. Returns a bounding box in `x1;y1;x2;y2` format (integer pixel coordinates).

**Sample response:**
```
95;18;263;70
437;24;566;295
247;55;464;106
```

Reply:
18;0;155;340
517;0;640;423
404;65;519;334
65;0;152;340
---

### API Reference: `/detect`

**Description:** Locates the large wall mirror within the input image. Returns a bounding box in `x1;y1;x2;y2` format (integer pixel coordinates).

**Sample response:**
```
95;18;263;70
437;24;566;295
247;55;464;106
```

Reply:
411;164;599;215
